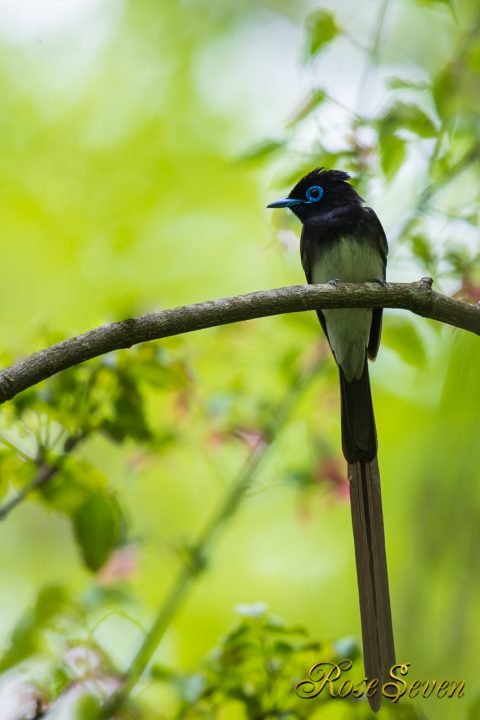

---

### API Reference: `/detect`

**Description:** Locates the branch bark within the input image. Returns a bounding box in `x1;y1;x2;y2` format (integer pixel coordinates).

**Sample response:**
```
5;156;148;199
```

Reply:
0;278;478;406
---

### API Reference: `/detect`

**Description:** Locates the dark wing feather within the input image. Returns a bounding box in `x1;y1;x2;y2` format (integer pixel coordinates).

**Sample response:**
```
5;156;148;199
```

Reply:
364;207;388;267
300;224;330;340
368;309;383;361
364;207;388;361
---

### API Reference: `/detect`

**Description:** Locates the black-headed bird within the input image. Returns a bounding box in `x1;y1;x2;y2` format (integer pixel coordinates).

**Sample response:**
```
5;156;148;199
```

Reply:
268;168;394;712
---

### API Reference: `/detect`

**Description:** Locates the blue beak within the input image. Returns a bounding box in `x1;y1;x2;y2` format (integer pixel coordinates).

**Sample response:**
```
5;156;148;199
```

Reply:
267;197;302;209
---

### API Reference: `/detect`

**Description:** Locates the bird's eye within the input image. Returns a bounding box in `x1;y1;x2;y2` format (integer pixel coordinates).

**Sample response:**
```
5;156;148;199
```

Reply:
306;185;324;202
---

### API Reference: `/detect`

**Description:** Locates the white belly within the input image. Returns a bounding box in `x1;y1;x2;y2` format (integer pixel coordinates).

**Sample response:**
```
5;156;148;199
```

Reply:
311;238;384;381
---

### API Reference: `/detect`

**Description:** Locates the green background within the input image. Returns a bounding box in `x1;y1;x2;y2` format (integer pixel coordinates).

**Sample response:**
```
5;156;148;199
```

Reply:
0;0;479;717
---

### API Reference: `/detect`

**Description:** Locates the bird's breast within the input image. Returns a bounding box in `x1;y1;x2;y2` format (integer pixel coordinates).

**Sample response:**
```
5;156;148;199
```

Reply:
310;236;384;381
311;236;384;284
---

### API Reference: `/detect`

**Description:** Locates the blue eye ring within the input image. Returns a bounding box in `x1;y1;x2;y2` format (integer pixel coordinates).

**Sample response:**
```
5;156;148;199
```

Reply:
305;185;324;203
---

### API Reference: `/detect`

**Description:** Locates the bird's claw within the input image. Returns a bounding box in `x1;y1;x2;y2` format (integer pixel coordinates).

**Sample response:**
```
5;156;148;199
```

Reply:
369;278;388;288
328;279;340;287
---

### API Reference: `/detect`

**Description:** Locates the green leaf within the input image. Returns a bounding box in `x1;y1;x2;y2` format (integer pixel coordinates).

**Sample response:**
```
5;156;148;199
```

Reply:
434;54;479;120
123;346;190;391
150;663;178;681
379;134;407;179
237;139;285;164
305;11;339;59
0;585;70;672
73;493;123;572
40;458;107;515
433;62;456;118
445;244;472;275
411;233;437;271
381;102;437;138
74;693;103;720
102;371;152;442
0;449;28;498
387;76;429;91
382;317;427;368
35;585;70;621
414;0;455;11
137;361;189;390
287;89;326;127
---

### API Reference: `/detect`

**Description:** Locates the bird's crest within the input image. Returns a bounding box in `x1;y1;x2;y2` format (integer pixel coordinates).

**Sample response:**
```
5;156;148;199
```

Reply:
288;167;352;198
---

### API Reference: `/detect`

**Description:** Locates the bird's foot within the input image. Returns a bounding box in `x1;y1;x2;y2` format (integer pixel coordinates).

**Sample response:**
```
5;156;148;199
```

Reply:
327;278;340;287
368;278;388;288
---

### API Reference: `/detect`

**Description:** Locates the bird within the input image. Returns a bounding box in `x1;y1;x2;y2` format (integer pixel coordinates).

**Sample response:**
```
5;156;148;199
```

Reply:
267;167;395;712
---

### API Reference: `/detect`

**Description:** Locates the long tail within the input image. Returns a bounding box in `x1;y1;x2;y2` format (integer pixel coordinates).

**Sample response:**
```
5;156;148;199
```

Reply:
339;361;395;713
339;359;377;463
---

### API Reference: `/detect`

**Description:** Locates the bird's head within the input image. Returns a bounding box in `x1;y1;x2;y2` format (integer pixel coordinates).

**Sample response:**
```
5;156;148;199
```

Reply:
267;167;362;222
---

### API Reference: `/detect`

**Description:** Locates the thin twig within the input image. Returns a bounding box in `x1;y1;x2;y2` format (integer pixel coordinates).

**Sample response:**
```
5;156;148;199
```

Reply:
101;363;319;717
397;143;480;241
0;433;33;462
356;0;390;114
0;434;84;521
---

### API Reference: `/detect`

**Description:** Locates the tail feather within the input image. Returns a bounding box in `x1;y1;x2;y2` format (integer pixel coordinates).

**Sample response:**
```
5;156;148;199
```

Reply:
349;458;395;711
340;359;395;712
339;359;376;463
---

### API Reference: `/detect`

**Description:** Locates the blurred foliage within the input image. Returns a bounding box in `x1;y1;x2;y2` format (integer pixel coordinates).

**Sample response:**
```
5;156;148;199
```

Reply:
305;10;340;59
0;0;479;718
149;606;375;719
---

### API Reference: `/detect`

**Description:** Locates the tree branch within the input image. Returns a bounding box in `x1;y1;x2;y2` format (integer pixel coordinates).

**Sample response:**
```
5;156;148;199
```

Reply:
0;278;478;406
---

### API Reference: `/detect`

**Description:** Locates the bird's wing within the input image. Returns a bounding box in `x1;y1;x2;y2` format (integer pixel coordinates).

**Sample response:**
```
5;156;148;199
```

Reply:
300;224;330;341
364;207;388;361
364;206;388;267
